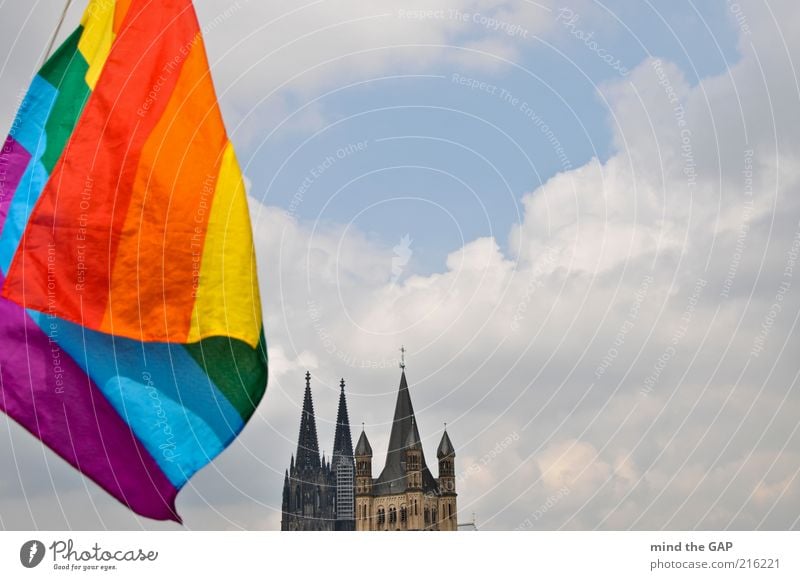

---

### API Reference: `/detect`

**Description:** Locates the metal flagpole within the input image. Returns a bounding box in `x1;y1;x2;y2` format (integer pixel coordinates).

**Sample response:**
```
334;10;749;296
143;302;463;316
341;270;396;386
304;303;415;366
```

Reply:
40;0;76;67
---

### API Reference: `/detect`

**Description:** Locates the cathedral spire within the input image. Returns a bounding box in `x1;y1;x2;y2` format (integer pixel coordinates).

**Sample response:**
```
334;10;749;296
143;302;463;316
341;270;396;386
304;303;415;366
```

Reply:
296;371;321;471
333;377;356;530
332;378;354;465
374;367;438;495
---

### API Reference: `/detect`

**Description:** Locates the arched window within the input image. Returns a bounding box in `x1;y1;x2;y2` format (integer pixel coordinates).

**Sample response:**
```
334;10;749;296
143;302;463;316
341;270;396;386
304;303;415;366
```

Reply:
400;506;407;524
389;506;397;525
448;503;452;518
432;508;437;523
378;508;385;525
424;507;430;525
316;487;321;510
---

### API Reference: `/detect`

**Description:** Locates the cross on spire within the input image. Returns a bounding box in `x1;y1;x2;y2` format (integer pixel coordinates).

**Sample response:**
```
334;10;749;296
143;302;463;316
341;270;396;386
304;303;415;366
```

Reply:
400;345;406;369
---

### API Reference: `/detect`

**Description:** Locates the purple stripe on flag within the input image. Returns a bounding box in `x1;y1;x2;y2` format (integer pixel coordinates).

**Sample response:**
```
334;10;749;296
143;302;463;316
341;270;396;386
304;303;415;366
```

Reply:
0;136;31;235
0;273;180;522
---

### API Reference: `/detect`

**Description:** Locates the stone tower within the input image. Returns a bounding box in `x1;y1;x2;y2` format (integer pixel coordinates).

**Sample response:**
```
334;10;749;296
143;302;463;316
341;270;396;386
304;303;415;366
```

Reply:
281;372;337;531
437;428;458;531
355;368;458;531
332;378;355;531
281;364;458;531
354;427;373;531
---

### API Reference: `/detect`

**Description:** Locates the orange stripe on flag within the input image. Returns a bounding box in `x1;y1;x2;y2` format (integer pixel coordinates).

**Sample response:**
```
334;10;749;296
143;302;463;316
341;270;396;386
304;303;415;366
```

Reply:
2;0;220;342
114;0;134;34
102;34;227;340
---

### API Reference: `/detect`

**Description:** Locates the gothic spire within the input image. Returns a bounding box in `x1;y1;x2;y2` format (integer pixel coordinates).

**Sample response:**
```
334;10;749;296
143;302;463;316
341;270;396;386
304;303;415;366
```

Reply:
374;368;438;495
332;378;354;469
296;371;321;471
404;417;421;449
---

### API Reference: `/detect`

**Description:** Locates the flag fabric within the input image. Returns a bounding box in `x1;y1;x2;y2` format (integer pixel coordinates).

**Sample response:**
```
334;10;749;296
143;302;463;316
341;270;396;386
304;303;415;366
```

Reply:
0;0;267;521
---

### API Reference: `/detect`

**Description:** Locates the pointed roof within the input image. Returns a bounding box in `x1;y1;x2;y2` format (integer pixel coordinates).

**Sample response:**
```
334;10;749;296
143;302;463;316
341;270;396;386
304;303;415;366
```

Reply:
374;370;438;495
295;372;321;471
355;428;373;456
332;378;354;470
404;417;421;449
437;429;455;458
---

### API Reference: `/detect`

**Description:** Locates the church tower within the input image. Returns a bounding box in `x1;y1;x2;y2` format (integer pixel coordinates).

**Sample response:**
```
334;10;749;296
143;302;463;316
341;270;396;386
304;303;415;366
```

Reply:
354;427;373;531
361;360;458;531
332;378;355;530
281;356;458;531
437;428;458;531
281;372;336;531
404;418;424;530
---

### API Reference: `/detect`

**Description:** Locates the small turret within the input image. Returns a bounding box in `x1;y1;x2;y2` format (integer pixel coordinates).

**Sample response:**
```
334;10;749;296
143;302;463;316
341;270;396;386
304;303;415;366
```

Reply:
437;426;457;531
437;428;455;460
281;469;290;520
354;427;374;530
355;429;373;476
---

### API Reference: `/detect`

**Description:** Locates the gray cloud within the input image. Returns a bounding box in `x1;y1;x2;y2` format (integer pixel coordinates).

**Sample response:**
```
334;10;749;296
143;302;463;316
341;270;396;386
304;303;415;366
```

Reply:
1;0;799;531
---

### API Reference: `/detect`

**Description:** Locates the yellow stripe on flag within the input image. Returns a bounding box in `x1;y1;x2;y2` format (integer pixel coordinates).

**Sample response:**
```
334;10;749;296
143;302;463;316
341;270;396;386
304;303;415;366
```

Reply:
188;142;263;347
78;0;117;88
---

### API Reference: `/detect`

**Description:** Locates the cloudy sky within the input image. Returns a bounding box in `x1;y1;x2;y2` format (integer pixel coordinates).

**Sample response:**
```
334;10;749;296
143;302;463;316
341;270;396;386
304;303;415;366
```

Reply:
2;0;800;531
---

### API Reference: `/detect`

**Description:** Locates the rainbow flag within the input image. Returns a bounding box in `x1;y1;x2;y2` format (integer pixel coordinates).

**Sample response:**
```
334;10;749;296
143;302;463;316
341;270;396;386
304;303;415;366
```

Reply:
0;0;267;521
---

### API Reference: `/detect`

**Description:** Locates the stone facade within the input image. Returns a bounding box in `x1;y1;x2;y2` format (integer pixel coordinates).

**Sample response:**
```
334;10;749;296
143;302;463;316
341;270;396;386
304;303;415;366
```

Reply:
355;370;457;531
281;373;353;531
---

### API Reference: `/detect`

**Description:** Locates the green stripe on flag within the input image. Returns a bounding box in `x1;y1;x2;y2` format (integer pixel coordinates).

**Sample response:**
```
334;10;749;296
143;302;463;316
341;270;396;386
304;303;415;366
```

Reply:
39;26;91;173
184;331;268;421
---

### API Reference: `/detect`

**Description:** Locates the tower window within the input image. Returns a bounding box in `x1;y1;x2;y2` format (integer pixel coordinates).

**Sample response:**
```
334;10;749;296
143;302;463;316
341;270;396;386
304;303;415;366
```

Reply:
400;506;407;524
378;508;385;525
389;506;397;525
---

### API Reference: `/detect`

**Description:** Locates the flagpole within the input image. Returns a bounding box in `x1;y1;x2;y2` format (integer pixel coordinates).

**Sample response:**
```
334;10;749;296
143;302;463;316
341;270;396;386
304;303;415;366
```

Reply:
40;0;75;67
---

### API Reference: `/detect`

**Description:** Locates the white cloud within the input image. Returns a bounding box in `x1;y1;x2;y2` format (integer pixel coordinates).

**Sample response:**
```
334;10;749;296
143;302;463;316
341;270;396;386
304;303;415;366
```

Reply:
1;0;800;531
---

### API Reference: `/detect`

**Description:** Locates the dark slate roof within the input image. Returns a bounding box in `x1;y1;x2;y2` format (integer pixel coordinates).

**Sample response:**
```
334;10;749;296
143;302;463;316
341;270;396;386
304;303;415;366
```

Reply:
373;371;438;496
355;429;372;456
332;378;354;471
437;429;455;458
295;372;321;471
404;417;421;449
